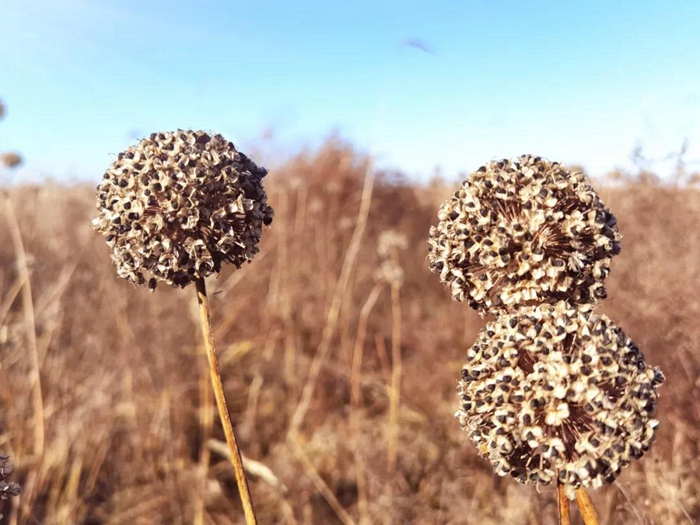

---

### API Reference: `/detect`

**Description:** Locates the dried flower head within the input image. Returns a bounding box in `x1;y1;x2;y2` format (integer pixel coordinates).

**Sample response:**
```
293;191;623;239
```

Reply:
1;152;22;169
375;230;408;286
0;455;20;500
92;130;273;290
428;155;620;315
455;302;663;498
0;100;5;120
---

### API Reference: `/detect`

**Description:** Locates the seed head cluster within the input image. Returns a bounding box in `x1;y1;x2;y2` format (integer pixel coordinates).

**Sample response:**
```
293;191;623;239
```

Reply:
430;155;665;499
455;302;663;497
93;130;273;290
428;155;620;315
0;455;20;501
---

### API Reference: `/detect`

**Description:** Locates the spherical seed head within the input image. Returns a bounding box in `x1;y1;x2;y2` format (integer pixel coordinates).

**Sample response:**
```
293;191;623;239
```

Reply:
456;302;663;496
1;152;23;169
428;155;620;316
92;130;274;290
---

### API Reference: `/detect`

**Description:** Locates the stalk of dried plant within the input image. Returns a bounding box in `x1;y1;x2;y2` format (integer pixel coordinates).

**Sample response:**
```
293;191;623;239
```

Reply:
199;273;257;523
375;230;408;471
575;488;600;525
350;283;384;525
3;199;44;458
557;482;571;525
285;156;375;525
93;130;274;525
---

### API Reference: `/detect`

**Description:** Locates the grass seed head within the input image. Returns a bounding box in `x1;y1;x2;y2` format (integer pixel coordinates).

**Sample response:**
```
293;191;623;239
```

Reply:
456;302;663;497
428;154;620;315
92;130;274;290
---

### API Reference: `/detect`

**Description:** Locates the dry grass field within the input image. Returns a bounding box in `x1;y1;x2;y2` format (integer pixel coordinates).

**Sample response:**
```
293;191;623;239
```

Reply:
1;140;699;524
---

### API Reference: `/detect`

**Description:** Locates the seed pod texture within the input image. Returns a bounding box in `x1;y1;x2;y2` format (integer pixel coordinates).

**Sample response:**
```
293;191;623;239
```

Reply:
455;302;663;498
93;130;273;290
428;155;620;315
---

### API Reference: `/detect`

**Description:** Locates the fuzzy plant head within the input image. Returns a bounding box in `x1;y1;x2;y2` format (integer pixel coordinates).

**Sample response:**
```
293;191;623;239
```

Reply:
428;155;620;316
455;302;663;498
93;130;274;290
375;230;408;286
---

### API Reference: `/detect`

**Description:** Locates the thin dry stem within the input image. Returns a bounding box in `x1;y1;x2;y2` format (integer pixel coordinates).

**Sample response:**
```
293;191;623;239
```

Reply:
196;277;258;525
557;483;571;525
195;350;214;525
289;157;376;436
387;281;402;472
350;283;384;405
285;158;374;525
288;440;357;525
4;198;45;457
350;283;384;524
576;488;600;525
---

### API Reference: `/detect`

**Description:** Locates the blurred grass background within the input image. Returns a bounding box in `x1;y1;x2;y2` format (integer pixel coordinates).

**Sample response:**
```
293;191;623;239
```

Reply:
0;138;698;524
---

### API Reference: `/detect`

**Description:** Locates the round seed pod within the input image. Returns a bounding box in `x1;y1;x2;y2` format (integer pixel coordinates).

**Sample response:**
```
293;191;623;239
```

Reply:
455;302;664;498
428;155;620;315
92;130;274;290
1;152;22;169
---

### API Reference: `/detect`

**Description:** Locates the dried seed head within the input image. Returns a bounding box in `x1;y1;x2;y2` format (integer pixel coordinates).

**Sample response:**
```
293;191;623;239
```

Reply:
377;230;409;259
0;100;5;120
1;152;22;169
92;130;274;290
456;302;663;497
428;155;620;315
375;230;408;286
0;455;20;500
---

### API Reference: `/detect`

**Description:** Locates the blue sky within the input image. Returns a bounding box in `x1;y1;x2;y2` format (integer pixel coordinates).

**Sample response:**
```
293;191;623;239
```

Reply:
1;0;699;182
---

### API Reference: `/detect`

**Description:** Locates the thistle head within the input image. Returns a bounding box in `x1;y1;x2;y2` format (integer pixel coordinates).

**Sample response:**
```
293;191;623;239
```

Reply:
92;130;274;290
456;302;663;498
428;155;620;315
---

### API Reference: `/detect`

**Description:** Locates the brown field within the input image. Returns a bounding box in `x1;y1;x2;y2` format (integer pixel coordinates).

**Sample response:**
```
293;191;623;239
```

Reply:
1;140;698;524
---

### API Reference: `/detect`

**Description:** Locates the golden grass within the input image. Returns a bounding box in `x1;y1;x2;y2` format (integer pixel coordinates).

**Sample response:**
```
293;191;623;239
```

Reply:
0;139;698;524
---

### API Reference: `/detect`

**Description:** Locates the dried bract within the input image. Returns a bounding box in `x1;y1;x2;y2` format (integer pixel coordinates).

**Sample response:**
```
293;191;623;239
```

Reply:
93;130;273;289
1;152;22;169
428;155;620;315
455;302;663;498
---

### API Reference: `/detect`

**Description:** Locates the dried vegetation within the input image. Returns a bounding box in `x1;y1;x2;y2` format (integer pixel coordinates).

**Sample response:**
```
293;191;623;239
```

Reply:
1;138;699;524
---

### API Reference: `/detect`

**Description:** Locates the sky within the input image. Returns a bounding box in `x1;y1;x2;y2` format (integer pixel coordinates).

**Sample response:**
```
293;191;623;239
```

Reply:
1;0;699;182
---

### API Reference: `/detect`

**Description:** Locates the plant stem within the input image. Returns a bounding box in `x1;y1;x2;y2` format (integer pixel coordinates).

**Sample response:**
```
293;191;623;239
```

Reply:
387;281;402;472
575;488;600;525
557;482;571;525
195;276;257;525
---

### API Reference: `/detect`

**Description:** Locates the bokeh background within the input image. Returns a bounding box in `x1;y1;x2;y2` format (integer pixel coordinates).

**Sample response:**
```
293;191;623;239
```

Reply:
1;1;699;524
